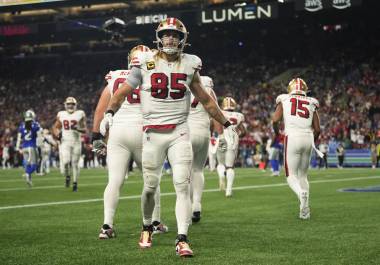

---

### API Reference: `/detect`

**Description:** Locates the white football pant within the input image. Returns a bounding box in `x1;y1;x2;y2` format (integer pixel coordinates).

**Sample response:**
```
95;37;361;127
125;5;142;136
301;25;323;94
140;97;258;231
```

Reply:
141;122;192;235
60;141;81;182
284;133;313;209
103;123;162;227
189;129;209;213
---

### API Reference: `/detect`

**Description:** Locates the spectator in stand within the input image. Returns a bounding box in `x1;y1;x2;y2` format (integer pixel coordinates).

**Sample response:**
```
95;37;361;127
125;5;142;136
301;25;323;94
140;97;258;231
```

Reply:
336;143;345;169
370;142;377;169
318;141;329;169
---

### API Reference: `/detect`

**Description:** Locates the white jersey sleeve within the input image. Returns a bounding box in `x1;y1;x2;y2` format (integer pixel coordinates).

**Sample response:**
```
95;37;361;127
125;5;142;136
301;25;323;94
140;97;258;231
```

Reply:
278;93;318;135
188;75;213;132
104;69;142;125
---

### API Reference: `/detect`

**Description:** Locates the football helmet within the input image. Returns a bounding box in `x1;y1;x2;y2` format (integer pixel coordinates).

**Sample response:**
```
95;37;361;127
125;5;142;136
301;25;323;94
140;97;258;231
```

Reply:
127;45;151;69
155;17;188;55
24;109;36;121
287;78;308;95
64;97;77;113
221;97;237;111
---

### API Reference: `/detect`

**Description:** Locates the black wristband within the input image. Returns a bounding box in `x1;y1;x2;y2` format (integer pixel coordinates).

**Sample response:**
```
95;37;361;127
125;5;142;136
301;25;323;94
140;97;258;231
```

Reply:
106;109;115;116
91;132;103;142
223;121;232;128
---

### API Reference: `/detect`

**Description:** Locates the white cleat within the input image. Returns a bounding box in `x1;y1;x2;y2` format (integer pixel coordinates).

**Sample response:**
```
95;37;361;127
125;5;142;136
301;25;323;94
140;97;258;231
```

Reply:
153;223;169;235
299;207;310;220
225;189;232;197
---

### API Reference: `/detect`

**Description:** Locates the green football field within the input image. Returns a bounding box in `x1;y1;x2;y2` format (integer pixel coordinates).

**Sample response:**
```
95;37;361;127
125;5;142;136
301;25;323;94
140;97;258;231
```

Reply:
0;167;379;265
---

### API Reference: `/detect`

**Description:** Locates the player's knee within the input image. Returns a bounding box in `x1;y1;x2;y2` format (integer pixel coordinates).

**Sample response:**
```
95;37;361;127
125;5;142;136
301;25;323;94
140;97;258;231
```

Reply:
143;173;159;194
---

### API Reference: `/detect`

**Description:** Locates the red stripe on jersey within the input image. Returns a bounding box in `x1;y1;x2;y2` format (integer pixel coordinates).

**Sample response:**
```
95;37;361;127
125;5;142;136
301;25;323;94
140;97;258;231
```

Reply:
143;124;176;131
284;135;289;177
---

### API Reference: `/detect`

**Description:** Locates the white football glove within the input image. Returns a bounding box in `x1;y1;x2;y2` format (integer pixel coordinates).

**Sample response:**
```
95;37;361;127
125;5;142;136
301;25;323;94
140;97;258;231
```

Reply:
223;126;238;147
100;113;113;136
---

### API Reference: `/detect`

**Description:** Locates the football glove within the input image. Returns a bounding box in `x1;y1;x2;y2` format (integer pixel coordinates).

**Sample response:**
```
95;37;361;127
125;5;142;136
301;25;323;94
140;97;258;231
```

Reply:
100;113;113;136
92;139;107;156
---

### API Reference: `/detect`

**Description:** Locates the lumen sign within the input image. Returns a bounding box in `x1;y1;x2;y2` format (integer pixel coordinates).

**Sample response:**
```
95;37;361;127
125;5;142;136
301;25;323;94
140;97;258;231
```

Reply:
200;4;277;24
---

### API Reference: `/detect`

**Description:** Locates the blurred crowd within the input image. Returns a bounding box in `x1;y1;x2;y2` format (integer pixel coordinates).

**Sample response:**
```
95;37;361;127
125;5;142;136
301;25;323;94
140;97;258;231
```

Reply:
1;43;380;169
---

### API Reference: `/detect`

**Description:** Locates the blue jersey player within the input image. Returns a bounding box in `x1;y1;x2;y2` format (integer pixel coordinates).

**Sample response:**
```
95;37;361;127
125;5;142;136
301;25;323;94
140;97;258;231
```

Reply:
16;110;41;187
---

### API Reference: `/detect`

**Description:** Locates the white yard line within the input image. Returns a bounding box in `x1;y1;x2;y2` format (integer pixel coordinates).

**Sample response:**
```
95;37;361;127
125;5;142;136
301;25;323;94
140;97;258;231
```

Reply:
0;175;379;211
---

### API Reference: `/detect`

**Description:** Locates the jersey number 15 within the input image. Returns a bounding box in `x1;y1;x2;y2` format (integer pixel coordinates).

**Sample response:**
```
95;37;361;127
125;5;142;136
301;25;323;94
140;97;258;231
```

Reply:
290;98;310;119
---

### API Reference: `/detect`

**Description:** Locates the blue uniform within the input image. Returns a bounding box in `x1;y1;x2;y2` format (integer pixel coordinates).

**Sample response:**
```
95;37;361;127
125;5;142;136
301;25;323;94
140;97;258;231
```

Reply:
18;121;40;148
18;121;40;178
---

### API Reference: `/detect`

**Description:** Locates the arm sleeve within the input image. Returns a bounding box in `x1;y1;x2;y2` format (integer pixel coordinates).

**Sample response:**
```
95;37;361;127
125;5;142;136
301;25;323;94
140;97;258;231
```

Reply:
124;66;142;89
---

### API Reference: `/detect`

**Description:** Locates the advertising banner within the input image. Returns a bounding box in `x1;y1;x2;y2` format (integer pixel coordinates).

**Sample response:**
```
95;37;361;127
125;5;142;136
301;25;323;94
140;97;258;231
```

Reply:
200;3;278;24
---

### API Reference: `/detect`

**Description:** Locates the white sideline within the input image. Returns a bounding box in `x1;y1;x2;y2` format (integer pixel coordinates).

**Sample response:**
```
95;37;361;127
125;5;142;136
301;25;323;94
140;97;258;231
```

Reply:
0;175;379;211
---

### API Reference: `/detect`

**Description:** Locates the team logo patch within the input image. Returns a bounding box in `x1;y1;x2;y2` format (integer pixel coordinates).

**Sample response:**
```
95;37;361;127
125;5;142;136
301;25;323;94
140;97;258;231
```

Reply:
147;61;155;70
338;186;380;192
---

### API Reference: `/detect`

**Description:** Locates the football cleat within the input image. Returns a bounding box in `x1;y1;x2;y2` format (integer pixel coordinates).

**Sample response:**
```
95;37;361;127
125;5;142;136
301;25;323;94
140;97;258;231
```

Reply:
65;176;71;188
153;223;169;234
72;182;78;192
139;225;153;248
191;211;201;223
225;189;233;198
99;224;116;239
26;180;33;188
175;235;193;257
299;207;311;220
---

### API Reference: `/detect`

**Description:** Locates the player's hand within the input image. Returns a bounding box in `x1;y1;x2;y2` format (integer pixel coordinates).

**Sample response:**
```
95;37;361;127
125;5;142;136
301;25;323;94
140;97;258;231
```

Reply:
92;139;107;156
224;126;238;146
100;113;113;136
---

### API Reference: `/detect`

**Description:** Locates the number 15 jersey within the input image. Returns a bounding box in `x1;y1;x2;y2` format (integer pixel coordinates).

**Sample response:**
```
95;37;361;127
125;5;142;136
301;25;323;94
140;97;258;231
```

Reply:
130;50;202;130
276;94;319;135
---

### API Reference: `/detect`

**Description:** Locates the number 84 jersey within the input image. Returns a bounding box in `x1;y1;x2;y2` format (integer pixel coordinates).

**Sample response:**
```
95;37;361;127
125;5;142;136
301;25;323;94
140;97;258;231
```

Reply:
276;94;319;135
105;69;142;125
57;110;86;142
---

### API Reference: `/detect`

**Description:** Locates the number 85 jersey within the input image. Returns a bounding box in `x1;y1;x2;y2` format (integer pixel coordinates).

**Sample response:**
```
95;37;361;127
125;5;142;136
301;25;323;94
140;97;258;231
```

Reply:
276;94;319;135
105;69;142;125
130;50;202;129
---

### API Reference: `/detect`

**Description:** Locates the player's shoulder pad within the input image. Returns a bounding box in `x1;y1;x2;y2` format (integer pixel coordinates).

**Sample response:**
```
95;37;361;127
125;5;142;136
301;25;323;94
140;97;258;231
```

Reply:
200;75;214;89
77;110;86;117
183;53;202;71
105;70;129;82
276;94;288;105
57;110;65;118
239;112;245;121
129;49;155;69
309;97;319;108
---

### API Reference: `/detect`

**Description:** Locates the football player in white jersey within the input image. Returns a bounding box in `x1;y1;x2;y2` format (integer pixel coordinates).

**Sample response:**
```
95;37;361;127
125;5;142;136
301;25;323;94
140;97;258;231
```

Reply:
272;78;321;220
52;97;86;191
92;45;168;239
188;75;217;223
216;97;246;197
101;18;236;257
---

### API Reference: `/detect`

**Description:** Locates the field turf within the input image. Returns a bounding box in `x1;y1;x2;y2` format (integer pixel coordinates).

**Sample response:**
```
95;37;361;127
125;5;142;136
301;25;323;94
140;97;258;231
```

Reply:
0;167;379;265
